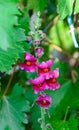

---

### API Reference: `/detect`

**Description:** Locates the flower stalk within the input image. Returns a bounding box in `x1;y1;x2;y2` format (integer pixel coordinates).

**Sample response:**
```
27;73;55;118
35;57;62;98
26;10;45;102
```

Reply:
41;108;46;130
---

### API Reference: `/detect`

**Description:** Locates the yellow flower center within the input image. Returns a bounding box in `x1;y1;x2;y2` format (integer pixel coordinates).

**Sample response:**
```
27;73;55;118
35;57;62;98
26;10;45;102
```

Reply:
51;78;56;83
25;61;31;66
44;68;49;72
43;100;47;104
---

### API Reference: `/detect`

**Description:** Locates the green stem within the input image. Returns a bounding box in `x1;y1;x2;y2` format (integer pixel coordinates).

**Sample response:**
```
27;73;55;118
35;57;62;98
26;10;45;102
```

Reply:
64;106;70;121
41;108;46;130
2;67;15;97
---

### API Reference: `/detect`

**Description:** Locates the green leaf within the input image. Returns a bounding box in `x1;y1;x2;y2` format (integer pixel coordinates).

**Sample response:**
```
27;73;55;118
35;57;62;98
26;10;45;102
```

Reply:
74;0;79;14
27;0;47;12
19;12;30;35
14;28;26;42
0;0;20;50
49;20;74;51
57;0;79;19
51;115;79;130
0;84;30;130
56;121;69;130
49;80;79;129
48;81;72;113
0;41;30;73
57;0;74;19
0;1;31;73
68;116;79;130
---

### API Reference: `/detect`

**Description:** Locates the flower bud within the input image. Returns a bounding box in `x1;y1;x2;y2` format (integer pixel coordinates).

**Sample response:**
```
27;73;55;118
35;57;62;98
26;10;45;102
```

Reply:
35;47;44;58
34;40;40;45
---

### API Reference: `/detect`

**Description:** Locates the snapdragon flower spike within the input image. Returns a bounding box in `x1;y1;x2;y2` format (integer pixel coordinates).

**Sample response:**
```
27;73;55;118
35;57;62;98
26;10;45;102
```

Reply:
29;76;48;94
37;60;53;76
20;52;37;72
36;94;52;108
46;68;60;90
35;47;44;58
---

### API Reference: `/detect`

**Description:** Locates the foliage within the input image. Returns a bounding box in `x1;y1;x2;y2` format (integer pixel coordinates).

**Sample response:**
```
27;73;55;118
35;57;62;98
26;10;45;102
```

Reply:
58;0;79;19
0;84;30;130
0;0;30;73
27;0;47;12
0;0;20;50
0;0;79;130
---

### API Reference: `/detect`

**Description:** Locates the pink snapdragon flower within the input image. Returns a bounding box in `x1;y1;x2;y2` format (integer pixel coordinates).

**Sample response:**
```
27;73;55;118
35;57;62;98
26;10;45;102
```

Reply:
29;76;48;94
20;52;37;72
36;94;52;108
46;68;60;90
37;60;53;76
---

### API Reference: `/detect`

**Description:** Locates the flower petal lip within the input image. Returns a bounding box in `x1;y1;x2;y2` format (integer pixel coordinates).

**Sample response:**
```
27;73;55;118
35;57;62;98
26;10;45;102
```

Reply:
24;52;36;61
38;68;50;77
47;82;60;90
29;76;45;85
37;59;53;68
48;68;59;79
20;63;37;72
29;76;49;94
45;68;59;79
43;68;60;90
37;60;53;76
32;82;48;94
25;66;37;72
36;94;52;108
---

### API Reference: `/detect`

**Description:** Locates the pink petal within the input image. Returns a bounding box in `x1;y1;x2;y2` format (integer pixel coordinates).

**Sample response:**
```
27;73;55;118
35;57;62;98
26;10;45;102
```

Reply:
36;94;52;108
24;52;36;61
49;82;60;90
37;59;53;68
20;63;26;70
50;68;59;78
29;76;45;85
